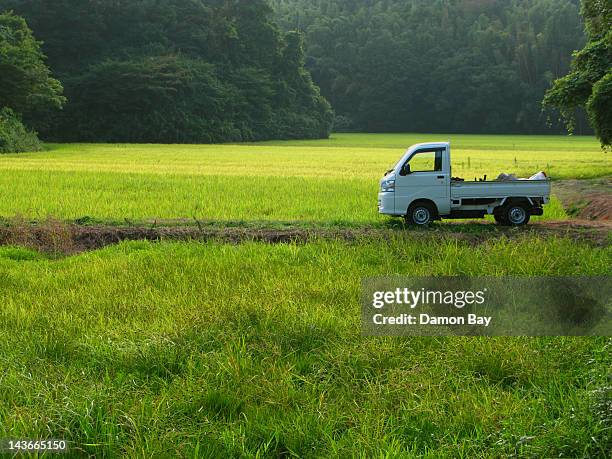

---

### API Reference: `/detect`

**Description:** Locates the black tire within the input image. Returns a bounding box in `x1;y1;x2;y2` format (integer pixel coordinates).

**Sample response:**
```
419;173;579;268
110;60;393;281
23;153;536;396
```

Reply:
493;213;508;225
406;202;435;226
503;204;530;226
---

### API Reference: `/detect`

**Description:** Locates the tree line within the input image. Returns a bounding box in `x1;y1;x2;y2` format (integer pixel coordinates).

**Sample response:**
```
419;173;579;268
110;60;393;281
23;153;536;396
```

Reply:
0;0;610;150
273;0;592;135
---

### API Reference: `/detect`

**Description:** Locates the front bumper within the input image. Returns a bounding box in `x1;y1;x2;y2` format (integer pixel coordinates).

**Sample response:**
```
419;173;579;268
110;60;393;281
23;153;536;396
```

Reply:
378;192;396;215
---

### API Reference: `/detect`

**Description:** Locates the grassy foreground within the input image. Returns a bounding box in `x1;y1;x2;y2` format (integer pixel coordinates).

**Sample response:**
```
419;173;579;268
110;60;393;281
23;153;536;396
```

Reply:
0;236;610;457
0;134;608;223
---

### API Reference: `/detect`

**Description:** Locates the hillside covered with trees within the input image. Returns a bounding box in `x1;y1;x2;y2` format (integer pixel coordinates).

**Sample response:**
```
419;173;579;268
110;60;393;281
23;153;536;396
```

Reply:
1;0;606;145
273;0;589;134
0;0;333;143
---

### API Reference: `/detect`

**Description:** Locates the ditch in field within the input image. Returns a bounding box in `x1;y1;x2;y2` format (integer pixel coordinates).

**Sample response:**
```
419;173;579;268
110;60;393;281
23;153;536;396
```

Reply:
0;217;609;255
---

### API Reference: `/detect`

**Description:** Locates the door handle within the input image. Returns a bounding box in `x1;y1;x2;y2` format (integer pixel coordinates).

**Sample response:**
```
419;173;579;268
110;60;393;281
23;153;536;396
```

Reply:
437;175;445;179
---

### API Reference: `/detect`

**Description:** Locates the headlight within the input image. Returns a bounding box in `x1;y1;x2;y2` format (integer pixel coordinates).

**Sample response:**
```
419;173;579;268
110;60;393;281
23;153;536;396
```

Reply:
381;179;395;192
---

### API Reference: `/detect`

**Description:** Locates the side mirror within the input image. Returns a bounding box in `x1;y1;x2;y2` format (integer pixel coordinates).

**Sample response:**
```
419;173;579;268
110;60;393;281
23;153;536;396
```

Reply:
401;163;411;176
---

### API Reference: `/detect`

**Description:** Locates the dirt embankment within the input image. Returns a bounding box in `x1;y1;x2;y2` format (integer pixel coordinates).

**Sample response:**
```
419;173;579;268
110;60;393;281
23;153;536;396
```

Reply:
0;218;609;255
553;177;612;221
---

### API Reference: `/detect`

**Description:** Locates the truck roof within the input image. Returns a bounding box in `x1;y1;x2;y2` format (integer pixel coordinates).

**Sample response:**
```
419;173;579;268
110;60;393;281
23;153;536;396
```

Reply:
409;141;450;150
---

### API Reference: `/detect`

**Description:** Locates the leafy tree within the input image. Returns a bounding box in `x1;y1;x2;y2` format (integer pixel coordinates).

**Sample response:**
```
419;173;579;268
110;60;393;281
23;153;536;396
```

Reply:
0;11;64;152
544;0;612;148
0;11;64;118
0;107;41;152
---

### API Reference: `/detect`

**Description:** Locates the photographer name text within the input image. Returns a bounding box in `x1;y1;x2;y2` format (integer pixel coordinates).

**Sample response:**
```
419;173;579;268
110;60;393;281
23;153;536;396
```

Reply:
372;313;491;327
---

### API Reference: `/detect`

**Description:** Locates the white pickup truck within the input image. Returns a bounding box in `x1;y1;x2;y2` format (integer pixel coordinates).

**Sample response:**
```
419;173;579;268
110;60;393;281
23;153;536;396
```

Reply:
378;142;551;226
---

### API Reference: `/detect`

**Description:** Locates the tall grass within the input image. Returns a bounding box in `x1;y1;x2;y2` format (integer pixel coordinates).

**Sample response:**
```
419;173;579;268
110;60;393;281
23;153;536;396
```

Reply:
0;237;610;456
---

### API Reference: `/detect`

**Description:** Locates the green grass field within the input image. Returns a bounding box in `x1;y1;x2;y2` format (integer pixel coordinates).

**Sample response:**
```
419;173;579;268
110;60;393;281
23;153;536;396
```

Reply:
1;238;610;457
0;134;608;223
0;134;610;457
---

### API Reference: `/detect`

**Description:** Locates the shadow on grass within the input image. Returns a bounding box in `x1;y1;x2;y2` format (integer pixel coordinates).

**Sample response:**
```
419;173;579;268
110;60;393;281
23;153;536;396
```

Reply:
380;217;507;235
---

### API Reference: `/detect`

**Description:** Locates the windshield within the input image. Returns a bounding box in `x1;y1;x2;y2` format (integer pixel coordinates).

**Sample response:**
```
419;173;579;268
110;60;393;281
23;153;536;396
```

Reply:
385;150;411;175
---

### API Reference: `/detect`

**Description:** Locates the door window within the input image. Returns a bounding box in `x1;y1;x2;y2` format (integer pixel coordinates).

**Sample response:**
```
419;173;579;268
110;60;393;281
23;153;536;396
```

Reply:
407;149;443;172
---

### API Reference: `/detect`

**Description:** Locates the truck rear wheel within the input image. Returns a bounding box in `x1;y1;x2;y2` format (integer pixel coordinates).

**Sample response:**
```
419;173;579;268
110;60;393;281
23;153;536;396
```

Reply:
493;213;508;225
504;204;530;226
406;202;435;226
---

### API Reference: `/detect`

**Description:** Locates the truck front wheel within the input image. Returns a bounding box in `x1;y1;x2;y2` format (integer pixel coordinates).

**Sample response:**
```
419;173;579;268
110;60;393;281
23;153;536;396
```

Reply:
406;203;435;226
504;204;530;226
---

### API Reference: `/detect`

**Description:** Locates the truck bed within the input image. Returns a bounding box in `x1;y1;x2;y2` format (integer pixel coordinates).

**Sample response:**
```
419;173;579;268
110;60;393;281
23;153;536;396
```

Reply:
450;180;551;199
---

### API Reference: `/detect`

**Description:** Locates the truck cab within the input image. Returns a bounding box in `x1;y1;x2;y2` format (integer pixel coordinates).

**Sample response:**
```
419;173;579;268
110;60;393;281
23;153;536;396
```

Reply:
378;142;550;226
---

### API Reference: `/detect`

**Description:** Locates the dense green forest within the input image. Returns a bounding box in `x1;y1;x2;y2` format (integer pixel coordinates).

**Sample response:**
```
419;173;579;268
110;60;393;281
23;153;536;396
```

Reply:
1;0;607;145
0;0;333;143
273;0;590;134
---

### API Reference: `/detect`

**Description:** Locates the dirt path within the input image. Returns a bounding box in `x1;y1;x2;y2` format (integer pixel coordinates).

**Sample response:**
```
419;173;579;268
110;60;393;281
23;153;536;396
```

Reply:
0;219;609;255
